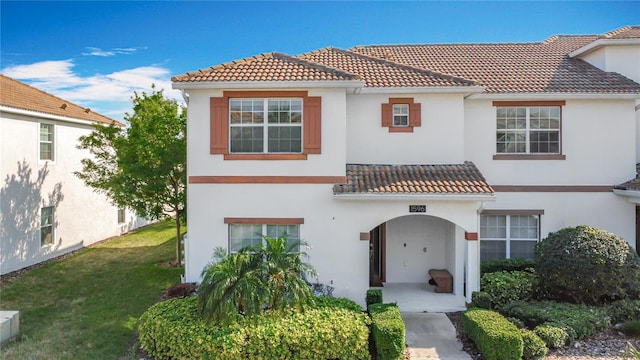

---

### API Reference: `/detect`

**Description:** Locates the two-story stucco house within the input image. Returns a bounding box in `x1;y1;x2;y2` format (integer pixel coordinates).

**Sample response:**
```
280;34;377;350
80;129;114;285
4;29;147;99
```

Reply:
173;26;640;309
0;75;148;275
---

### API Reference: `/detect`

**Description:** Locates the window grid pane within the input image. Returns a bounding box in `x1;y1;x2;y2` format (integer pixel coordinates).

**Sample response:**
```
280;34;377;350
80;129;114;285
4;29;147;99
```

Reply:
40;124;54;160
229;224;263;252
496;106;560;155
480;214;540;260
41;206;54;246
266;224;300;251
392;104;409;127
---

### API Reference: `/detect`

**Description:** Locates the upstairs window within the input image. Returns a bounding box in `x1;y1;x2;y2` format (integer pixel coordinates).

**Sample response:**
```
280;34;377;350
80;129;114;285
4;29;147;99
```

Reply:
40;123;54;161
392;104;409;127
496;105;561;155
229;98;303;154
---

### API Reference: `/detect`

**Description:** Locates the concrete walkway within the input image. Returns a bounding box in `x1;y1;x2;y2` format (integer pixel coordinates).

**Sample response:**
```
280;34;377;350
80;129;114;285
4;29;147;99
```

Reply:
402;313;471;360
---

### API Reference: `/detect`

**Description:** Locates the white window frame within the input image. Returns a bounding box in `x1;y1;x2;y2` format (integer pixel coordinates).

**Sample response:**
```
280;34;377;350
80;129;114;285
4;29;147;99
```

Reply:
228;98;303;154
40;206;55;247
228;223;300;253
496;106;561;154
480;214;540;260
39;122;56;163
392;104;409;127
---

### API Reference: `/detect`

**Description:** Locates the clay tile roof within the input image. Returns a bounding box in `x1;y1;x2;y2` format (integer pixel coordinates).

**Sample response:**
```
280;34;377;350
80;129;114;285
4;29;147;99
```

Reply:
0;74;121;125
349;33;640;94
614;163;640;191
603;25;640;39
171;52;360;82
333;162;494;195
297;47;476;88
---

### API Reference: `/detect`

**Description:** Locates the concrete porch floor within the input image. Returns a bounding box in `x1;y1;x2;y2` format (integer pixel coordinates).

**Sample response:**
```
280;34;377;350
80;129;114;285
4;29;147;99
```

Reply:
373;283;467;313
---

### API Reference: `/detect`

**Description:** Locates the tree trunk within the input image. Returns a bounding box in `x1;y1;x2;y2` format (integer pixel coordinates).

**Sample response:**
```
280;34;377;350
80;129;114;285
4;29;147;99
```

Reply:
175;215;182;267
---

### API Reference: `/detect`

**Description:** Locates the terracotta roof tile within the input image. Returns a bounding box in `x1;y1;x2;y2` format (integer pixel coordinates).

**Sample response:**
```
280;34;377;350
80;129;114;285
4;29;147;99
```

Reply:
333;162;493;195
603;25;640;39
298;47;476;88
614;163;640;191
0;74;121;125
171;52;359;82
350;34;640;94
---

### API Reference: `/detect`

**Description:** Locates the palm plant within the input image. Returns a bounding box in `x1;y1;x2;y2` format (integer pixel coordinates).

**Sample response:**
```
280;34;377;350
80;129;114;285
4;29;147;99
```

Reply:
198;236;316;323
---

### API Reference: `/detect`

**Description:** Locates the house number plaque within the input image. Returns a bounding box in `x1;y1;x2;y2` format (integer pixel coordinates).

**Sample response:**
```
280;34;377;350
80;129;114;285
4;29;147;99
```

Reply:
409;205;426;213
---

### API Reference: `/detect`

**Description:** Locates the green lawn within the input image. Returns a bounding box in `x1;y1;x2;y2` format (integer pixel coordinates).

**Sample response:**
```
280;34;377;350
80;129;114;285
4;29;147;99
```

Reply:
0;220;184;360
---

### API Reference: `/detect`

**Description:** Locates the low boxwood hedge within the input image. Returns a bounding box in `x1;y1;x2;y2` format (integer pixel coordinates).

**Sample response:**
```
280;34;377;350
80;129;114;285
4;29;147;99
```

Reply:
369;303;405;360
520;328;548;360
480;258;536;276
480;270;537;309
534;324;568;348
138;297;371;360
463;308;523;360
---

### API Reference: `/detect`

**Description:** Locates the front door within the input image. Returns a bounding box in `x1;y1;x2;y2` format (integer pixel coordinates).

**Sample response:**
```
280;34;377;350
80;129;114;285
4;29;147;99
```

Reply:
369;223;386;286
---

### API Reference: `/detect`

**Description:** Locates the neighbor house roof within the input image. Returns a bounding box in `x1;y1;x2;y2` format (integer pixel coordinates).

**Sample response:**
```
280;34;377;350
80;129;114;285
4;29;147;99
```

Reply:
614;163;640;191
602;25;640;39
298;47;476;88
0;74;121;125
350;31;640;94
333;162;493;195
171;52;360;83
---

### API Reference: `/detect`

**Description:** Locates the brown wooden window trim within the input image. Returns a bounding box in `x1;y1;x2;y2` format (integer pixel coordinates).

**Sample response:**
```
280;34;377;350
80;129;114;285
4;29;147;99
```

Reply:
481;209;545;216
210;91;321;160
224;217;305;225
493;100;565;159
381;98;421;133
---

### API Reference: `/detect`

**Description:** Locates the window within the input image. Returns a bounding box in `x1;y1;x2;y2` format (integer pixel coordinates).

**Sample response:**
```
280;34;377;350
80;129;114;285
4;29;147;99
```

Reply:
480;214;539;260
381;98;421;133
496;106;561;154
392;104;409;127
229;223;300;253
229;98;302;153
118;208;125;224
211;91;321;159
40;123;54;161
41;206;54;246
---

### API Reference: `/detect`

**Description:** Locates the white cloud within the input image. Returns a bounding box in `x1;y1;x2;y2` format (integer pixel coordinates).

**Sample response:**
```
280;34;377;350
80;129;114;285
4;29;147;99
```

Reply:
82;47;115;57
1;59;183;121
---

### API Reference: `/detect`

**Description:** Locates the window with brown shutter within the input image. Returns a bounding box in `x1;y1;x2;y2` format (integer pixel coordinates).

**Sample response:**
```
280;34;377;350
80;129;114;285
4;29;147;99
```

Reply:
381;98;421;133
210;91;321;160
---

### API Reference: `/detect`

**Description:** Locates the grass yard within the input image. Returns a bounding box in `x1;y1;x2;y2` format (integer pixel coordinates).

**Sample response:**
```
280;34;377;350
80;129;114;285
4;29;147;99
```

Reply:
0;220;184;360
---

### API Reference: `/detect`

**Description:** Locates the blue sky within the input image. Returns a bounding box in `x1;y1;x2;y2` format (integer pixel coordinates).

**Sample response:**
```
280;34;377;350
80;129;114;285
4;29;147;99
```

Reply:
1;1;638;121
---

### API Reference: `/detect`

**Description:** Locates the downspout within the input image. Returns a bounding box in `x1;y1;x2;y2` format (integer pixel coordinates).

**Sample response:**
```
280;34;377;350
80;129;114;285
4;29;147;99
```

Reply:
181;89;189;105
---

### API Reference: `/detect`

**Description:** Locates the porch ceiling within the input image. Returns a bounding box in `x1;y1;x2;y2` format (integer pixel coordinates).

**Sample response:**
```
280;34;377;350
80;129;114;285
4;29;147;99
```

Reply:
333;162;494;196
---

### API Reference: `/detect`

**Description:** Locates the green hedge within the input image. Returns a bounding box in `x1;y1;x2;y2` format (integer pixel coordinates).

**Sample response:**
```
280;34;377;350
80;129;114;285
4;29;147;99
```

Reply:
608;299;640;323
312;296;363;313
480;270;537;309
138;297;371;360
463;308;523;360
369;303;405;360
366;289;383;308
501;300;610;340
534;324;568;349
520;328;548;360
471;291;492;310
480;258;536;276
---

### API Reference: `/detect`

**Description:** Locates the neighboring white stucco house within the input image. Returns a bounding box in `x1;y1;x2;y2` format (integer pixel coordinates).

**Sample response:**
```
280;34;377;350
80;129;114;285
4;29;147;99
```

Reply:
0;75;148;275
173;26;640;307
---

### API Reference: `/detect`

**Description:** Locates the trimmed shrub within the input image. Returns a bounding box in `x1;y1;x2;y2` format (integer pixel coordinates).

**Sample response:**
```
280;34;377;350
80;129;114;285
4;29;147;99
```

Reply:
534;324;568;349
619;320;640;336
480;270;537;309
609;299;640;323
366;289;383;308
138;297;371;360
369;303;405;360
471;291;492;310
481;258;536;276
312;296;363;313
520;328;548;360
535;225;640;305
463;308;523;360
501;300;610;340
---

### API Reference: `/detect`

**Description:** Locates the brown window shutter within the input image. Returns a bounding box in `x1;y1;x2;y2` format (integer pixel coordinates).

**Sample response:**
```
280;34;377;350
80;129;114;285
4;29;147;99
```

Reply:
210;97;228;154
409;102;421;127
381;103;392;127
304;96;321;154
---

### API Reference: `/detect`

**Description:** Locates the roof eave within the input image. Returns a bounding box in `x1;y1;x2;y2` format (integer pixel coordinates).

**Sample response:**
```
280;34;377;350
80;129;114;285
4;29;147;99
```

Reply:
613;188;640;204
0;105;124;127
466;92;640;100
172;80;365;91
569;38;640;58
332;193;495;201
359;85;485;95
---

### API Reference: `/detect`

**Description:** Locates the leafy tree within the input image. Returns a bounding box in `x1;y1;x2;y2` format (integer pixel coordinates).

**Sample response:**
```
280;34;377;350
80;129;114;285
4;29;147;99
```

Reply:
198;236;316;323
75;87;186;264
